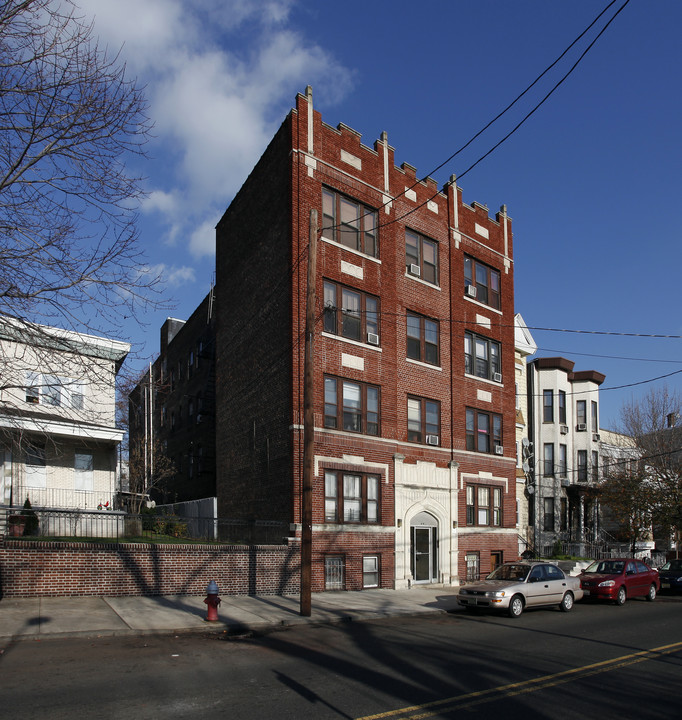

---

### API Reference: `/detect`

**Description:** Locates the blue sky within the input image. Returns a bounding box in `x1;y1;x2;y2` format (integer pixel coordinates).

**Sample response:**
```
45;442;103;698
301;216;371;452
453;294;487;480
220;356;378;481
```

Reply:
79;0;682;430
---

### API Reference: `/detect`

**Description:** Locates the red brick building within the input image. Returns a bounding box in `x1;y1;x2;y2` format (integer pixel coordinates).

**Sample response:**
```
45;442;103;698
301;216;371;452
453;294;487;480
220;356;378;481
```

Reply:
216;87;518;591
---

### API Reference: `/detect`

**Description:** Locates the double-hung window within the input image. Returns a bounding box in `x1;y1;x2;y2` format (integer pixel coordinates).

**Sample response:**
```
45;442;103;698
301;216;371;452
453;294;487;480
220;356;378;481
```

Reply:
323;281;379;344
407;312;439;365
464;331;501;380
466;408;502;454
324;470;379;523
405;230;438;285
592;401;598;432
543;390;554;422
466;484;502;526
324;377;379;435
559;444;568;477
464;256;500;309
74;452;94;492
543;443;554;477
25;372;84;409
577;449;588;482
558;391;566;424
576;400;587;428
407;396;440;444
322;188;378;257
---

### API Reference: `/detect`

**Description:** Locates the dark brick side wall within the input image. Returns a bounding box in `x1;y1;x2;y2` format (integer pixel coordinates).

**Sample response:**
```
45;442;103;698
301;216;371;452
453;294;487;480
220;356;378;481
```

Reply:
0;540;300;598
215;118;295;523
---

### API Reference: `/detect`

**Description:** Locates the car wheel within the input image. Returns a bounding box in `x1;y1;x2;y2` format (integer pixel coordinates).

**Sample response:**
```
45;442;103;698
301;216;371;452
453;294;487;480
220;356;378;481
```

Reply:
615;586;627;606
646;584;657;602
559;591;574;612
508;594;524;618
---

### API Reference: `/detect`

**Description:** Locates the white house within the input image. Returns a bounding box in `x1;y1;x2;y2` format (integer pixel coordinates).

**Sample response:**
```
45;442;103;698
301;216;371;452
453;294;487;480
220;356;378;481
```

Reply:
0;317;129;519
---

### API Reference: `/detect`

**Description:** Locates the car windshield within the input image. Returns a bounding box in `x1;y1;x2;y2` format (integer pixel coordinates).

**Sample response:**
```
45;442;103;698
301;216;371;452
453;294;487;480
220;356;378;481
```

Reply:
584;560;625;575
487;564;530;581
662;559;682;571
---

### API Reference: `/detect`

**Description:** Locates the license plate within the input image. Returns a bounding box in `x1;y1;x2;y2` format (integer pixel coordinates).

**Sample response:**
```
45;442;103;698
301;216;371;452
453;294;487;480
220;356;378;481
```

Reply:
583;590;590;596
662;582;670;588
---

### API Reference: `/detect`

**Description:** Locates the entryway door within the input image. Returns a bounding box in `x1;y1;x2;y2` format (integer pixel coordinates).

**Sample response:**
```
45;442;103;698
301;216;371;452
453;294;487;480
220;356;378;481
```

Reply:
410;512;438;584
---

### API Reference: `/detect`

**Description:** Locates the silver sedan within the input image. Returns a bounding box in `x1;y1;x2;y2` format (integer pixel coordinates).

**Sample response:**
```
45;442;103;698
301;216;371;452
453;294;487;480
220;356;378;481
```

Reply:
457;561;584;618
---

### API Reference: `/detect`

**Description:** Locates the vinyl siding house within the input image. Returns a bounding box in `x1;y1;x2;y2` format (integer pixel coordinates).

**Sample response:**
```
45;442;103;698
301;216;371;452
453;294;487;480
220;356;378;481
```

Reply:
0;317;129;525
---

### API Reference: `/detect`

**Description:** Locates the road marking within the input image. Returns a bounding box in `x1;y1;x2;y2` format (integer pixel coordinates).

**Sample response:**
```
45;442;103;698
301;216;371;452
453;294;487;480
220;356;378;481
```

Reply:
355;641;682;720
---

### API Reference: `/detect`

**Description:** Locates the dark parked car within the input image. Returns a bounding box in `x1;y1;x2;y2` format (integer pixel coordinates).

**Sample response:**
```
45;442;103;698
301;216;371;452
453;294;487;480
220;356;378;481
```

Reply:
579;558;659;605
658;559;682;591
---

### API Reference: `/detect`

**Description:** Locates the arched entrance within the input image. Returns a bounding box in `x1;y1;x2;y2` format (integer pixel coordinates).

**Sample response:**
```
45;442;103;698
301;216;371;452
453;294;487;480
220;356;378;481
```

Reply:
410;511;438;584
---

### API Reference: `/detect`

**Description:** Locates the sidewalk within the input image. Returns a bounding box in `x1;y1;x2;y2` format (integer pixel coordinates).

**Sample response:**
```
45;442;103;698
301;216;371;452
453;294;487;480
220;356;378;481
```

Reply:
0;586;462;642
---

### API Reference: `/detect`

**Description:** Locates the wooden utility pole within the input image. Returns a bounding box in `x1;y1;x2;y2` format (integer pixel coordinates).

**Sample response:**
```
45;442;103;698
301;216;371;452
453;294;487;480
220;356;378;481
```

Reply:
300;208;317;616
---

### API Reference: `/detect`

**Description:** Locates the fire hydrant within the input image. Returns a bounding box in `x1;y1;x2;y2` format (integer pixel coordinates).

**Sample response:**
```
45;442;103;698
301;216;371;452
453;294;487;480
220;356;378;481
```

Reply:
204;580;221;622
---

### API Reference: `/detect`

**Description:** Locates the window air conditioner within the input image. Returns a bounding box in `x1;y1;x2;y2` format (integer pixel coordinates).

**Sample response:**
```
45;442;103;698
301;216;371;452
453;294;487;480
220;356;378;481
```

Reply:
576;423;587;431
426;434;439;446
465;284;477;298
409;264;421;277
495;445;504;455
593;433;601;442
367;332;379;346
493;372;502;383
560;425;569;434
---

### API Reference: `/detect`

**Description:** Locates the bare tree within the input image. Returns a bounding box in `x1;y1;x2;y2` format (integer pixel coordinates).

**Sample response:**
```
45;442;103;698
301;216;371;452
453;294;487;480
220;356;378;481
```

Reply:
0;0;158;337
615;387;682;551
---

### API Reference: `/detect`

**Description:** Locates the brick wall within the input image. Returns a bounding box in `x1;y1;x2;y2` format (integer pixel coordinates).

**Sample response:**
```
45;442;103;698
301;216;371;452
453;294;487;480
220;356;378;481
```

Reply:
0;539;300;598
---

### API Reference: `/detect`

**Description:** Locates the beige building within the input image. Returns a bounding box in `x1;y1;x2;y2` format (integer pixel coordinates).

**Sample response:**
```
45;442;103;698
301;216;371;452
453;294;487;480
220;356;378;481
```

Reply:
514;313;537;555
0;317;129;520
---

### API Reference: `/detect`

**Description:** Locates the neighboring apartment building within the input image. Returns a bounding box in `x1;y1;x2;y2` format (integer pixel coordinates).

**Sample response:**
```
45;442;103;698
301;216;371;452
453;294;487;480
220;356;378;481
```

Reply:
128;291;216;505
514;313;537;555
527;356;605;553
215;87;518;591
0;316;129;515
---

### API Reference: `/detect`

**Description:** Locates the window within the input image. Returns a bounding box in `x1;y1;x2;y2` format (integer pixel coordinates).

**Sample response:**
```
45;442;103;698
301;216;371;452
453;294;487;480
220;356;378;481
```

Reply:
324;377;379;435
543;443;554;477
323;280;379;344
466;408;502;453
74;452;94;491
592;451;599;482
560;497;568;531
559;391;566;424
466;484;502;526
407;396;440;444
465;332;501;380
25;373;83;409
406;229;438;284
464;256;500;309
543;497;555;532
322;188;378;257
577;450;588;482
324;470;379;523
325;555;344;590
543;390;554;422
363;555;379;588
407;312;439;365
576;400;587;427
559;444;567;477
592;401;598;431
465;552;480;582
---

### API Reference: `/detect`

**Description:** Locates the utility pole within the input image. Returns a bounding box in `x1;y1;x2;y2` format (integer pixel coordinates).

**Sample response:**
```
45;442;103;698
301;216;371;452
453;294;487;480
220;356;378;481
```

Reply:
300;209;317;616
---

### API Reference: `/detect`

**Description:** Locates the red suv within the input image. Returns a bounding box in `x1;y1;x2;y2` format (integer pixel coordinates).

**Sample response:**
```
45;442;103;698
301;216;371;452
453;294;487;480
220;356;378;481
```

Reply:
579;558;659;605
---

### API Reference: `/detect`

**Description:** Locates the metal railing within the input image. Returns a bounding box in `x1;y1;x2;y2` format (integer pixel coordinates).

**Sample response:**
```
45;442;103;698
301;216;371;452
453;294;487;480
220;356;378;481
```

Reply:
4;507;290;545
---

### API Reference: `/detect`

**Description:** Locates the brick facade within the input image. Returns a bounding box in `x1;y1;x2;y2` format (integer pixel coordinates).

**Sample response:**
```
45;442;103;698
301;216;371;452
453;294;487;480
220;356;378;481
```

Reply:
216;88;519;590
0;539;299;597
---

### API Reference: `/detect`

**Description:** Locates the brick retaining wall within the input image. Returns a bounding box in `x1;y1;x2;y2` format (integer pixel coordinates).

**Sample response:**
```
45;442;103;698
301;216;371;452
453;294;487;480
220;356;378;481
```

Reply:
0;539;301;598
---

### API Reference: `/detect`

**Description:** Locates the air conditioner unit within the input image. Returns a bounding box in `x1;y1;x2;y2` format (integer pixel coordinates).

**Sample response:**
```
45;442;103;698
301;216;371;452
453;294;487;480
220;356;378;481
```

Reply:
493;372;502;383
577;423;587;431
560;425;569;434
425;434;439;446
495;445;504;455
465;284;477;298
367;332;379;346
561;478;570;487
593;433;601;442
409;264;421;277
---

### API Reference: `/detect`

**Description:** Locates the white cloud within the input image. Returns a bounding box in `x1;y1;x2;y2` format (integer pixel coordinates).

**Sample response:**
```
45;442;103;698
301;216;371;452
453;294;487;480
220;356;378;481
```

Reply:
79;0;353;260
